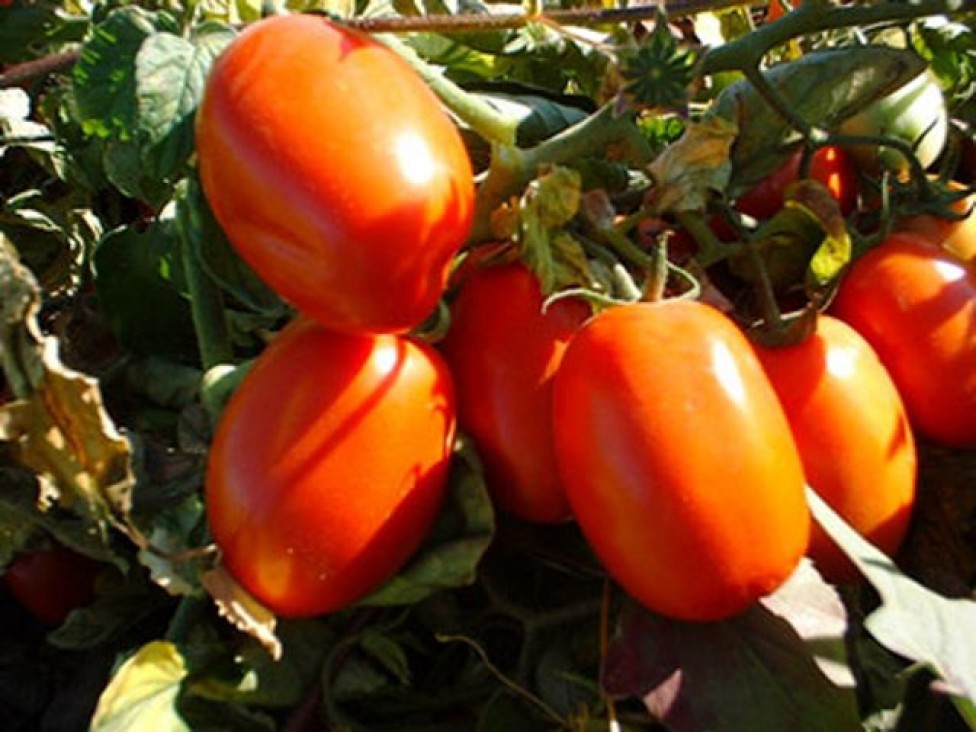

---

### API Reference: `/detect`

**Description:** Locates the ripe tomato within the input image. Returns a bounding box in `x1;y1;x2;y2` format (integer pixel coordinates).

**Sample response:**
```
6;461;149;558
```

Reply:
754;315;917;583
439;263;589;523
896;181;976;263
205;317;456;617
4;545;100;625
737;145;858;221
552;300;810;622
196;14;474;334
831;233;976;447
839;69;948;176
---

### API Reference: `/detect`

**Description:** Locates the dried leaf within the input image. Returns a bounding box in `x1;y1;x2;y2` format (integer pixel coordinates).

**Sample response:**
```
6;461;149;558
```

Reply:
646;117;736;214
201;565;282;661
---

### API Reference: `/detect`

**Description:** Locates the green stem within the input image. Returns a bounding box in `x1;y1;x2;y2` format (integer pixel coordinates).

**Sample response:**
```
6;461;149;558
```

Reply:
176;205;234;371
377;34;519;146
701;0;976;76
675;210;727;268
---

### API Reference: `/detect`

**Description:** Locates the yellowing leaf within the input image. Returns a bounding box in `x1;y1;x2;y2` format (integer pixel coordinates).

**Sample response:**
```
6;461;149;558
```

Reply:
201;564;282;660
0;238;135;538
90;641;189;732
647;117;736;214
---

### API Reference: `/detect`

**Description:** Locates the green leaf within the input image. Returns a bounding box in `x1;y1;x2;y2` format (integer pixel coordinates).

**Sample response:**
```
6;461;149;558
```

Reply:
807;489;976;726
0;6;87;65
361;439;495;607
92;215;198;360
709;47;928;197
72;7;159;141
90;641;190;732
603;595;862;732
135;23;235;185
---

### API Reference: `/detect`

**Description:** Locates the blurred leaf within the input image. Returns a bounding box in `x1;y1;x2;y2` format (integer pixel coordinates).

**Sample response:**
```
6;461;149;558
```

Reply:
137;494;207;598
200;565;282;661
90;641;189;732
92;216;198;360
710;47;928;196
0;6;87;65
647;116;736;214
808;489;976;726
915;17;976;107
361;439;495;607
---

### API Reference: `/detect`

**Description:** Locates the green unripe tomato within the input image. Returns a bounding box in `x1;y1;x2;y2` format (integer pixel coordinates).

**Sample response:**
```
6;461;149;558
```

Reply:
839;70;948;175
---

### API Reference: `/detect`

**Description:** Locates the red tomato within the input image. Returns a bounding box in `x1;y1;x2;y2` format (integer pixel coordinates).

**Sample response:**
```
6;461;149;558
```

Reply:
4;545;100;625
896;180;976;263
754;315;917;583
552;300;810;622
196;15;474;334
440;264;589;523
205;317;456;617
737;146;858;221
831;233;976;447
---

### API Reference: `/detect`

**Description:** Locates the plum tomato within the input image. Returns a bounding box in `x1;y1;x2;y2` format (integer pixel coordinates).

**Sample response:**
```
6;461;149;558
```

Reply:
4;544;101;625
831;232;976;447
205;317;456;617
754;315;917;583
440;263;589;523
552;300;810;622
196;14;474;334
896;180;976;263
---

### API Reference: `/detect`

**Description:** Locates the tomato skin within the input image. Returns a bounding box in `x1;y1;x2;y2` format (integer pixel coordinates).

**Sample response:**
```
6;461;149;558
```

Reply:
205;318;456;617
196;15;474;334
552;301;810;622
4;545;100;625
896;181;976;263
831;233;976;447
737;146;858;221
440;264;589;523
754;315;917;583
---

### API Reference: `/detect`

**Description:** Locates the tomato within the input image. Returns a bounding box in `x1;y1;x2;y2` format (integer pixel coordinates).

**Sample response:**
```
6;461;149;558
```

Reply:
552;300;810;622
754;315;917;583
205;317;456;617
831;233;976;447
839;69;948;176
196;14;474;334
4;545;101;625
896;181;976;263
439;264;589;523
737;145;858;221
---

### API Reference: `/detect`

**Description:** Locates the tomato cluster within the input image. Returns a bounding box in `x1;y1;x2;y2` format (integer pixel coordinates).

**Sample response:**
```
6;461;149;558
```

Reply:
199;16;468;617
197;17;971;625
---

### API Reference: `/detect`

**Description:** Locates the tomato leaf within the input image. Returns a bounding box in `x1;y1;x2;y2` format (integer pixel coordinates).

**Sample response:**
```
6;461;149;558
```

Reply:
200;565;282;661
134;23;235;184
710;47;928;196
360;438;495;607
0;238;135;541
807;488;976;726
603;590;861;731
90;641;190;732
646;116;736;214
92;215;198;360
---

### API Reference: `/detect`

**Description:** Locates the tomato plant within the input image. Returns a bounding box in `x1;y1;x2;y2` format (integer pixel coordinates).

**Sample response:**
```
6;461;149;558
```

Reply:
736;145;858;221
551;300;810;622
754;315;917;583
831;232;976;448
440;262;589;523
839;69;948;176
205;317;457;617
4;545;101;626
196;14;475;335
